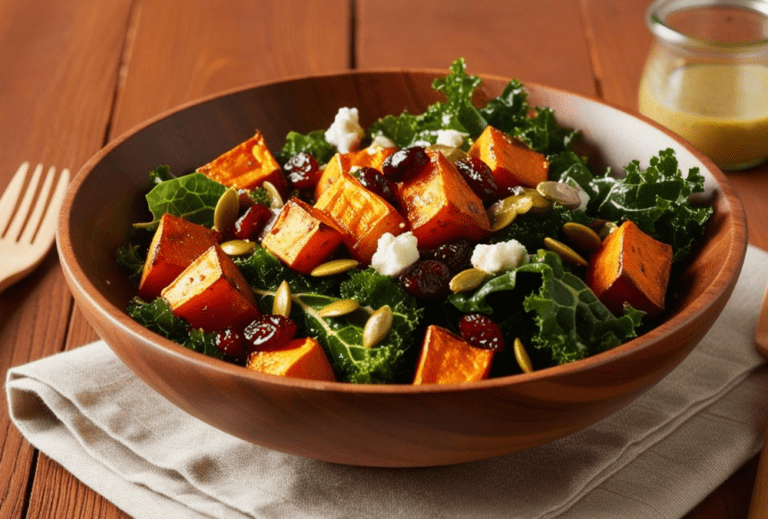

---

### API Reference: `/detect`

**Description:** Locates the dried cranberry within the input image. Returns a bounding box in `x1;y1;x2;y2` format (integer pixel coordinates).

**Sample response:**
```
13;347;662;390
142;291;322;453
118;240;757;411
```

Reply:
459;313;505;351
213;327;247;361
283;152;320;189
455;157;499;203
381;146;430;182
234;204;272;240
242;314;297;353
431;240;473;275
356;166;397;205
399;260;451;299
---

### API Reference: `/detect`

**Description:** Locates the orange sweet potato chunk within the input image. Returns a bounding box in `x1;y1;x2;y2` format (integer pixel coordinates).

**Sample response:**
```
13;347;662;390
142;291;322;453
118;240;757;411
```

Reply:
138;213;221;301
196;131;288;196
261;198;344;274
314;146;397;200
467;125;548;190
586;220;673;317
413;325;494;384
161;245;260;332
314;171;408;263
245;337;336;381
397;151;491;249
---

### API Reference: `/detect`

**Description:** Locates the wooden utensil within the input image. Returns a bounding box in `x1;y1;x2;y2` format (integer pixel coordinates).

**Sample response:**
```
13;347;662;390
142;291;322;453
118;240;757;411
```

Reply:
748;283;768;518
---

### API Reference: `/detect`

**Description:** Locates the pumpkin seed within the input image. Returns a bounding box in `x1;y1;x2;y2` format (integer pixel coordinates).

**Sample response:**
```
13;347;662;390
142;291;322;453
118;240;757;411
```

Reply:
425;144;469;164
363;305;393;349
449;268;489;293
310;258;360;277
536;181;581;210
220;239;257;256
562;222;602;253
318;299;360;318
520;188;553;214
272;280;292;317
513;337;533;373
487;203;518;231
543;237;589;267
213;186;240;232
262;180;284;209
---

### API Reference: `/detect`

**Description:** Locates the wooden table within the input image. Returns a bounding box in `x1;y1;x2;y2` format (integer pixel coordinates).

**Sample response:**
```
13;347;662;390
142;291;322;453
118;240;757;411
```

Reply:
1;1;766;517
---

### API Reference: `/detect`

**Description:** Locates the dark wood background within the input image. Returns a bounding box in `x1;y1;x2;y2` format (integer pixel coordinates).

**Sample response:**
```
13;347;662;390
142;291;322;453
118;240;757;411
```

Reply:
1;1;766;517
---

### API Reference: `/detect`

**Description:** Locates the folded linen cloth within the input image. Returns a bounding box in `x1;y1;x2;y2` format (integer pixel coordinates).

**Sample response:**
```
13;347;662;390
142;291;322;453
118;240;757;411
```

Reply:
7;245;768;519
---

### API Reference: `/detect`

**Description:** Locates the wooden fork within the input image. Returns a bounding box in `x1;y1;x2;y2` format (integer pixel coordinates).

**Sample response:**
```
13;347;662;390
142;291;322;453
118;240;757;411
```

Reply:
0;162;70;293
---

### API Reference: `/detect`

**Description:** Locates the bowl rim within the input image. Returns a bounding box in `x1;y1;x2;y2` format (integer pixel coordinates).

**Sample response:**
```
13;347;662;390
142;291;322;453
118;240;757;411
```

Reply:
57;67;749;395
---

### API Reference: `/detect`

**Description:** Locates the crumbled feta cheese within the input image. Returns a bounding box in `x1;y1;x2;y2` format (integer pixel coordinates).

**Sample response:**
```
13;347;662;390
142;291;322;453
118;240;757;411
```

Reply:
566;179;590;211
435;129;469;148
471;239;528;275
412;139;431;147
370;134;396;149
325;107;364;154
371;232;419;277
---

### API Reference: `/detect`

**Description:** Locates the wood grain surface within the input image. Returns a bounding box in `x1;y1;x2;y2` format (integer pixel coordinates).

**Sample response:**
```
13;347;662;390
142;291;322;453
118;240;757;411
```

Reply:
1;0;767;517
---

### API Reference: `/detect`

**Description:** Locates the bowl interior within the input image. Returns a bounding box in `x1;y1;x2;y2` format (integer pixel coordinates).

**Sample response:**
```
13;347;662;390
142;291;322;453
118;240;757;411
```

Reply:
60;70;745;386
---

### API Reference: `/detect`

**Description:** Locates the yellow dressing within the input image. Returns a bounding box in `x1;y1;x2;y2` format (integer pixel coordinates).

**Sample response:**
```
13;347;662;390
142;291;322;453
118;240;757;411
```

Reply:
639;63;768;170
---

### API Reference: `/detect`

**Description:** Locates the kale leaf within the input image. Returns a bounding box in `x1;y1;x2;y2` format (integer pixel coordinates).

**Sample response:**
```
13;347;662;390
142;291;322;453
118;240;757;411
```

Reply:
595;149;711;262
448;250;643;366
489;206;592;253
254;269;423;384
116;243;146;283
149;164;175;185
144;172;226;229
277;129;336;166
234;245;339;295
127;297;222;358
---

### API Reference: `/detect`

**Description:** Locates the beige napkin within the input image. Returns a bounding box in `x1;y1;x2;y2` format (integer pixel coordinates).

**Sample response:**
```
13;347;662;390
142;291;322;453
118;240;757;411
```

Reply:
7;245;768;519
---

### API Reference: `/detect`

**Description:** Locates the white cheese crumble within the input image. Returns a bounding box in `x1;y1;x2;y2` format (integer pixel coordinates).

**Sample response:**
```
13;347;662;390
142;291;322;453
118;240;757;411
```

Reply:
325;107;364;154
470;239;528;275
566;179;590;211
371;232;419;277
370;134;397;149
435;129;469;148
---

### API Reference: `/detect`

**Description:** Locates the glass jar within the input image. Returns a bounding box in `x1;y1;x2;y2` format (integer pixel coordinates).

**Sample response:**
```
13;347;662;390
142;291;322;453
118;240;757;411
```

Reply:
638;0;768;171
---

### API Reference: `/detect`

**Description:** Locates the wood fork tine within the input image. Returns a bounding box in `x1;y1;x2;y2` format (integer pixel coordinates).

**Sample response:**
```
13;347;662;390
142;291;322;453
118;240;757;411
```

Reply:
30;167;69;249
20;166;56;245
0;162;31;234
4;163;43;241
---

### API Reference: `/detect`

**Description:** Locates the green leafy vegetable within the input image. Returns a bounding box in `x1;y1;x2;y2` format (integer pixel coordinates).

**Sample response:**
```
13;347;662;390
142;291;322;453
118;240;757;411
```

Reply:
277;129;336;166
116;243;146;283
127;297;223;358
595;149;711;262
149;164;175;185
249;187;272;207
144;172;226;229
449;250;643;366
234;246;339;295
255;269;423;384
489;206;592;253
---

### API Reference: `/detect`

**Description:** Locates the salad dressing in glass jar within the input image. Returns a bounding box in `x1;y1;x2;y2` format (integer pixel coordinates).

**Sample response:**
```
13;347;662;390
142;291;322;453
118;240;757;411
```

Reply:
638;0;768;170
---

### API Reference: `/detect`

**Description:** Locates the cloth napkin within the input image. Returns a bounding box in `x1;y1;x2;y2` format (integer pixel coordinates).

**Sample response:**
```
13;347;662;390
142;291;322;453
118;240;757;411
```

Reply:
7;245;768;519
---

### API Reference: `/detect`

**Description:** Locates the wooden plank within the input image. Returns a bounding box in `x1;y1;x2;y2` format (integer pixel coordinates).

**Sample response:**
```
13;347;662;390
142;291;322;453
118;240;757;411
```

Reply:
357;0;597;96
110;0;351;137
0;0;134;517
27;1;350;518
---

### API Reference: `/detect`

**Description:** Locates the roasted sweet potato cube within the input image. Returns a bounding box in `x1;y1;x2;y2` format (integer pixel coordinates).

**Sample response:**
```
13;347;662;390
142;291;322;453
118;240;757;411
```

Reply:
246;337;336;381
413;325;494;384
261;198;344;274
586;220;673;317
397;151;491;249
314;146;397;200
161;245;260;332
468;125;548;190
196;131;288;196
314;171;408;263
138;213;221;301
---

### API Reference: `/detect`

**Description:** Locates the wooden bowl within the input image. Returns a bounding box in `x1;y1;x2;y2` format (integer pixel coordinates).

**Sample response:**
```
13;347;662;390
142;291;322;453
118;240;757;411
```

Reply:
57;70;747;467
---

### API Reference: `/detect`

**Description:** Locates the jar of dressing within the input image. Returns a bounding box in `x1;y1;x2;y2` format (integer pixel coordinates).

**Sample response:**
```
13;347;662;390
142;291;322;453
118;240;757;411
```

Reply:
638;0;768;171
